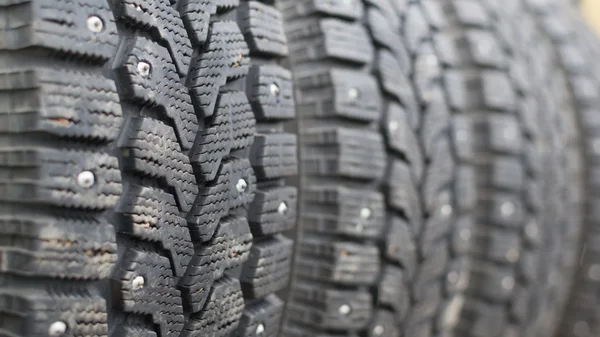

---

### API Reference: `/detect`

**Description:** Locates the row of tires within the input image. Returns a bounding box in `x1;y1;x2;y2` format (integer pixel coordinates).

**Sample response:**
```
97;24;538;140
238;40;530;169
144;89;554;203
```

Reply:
0;0;599;337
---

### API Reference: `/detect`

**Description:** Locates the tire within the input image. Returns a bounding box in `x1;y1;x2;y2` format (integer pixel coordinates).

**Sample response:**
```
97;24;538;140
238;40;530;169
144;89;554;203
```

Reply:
278;1;583;337
280;1;471;336
526;2;600;337
433;1;585;337
0;1;297;336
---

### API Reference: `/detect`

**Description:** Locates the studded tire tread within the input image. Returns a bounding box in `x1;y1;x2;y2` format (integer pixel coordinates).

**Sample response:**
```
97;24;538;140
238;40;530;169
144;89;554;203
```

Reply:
0;1;297;337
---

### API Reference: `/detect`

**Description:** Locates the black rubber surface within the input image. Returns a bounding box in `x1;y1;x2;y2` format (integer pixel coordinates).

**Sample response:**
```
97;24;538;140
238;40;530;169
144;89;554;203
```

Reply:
525;2;600;337
0;1;297;336
280;1;472;336
280;1;584;337
436;1;585;337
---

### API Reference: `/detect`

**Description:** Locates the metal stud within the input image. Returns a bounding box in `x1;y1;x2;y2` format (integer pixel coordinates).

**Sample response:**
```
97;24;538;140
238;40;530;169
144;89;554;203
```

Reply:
500;201;516;218
255;323;265;336
441;295;465;329
76;170;95;189
501;276;515;291
137;61;152;77
477;40;492;57
338;304;352;315
574;321;590;337
270;83;280;96
388;120;400;133
525;220;539;240
592;138;600;155
48;321;67;337
447;271;459;284
503;126;517;141
360;207;372;220
440;204;453;217
506;248;520;263
278;201;288;215
460;228;471;241
588;264;600;281
348;87;360;102
236;179;248;193
132;275;145;290
86;15;104;33
373;325;385;335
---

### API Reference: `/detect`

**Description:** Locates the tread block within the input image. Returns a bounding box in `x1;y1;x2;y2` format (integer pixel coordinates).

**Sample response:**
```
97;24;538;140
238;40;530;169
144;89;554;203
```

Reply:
455;166;477;211
237;295;284;337
287;18;372;64
517;250;538;283
445;258;471;294
490;158;525;190
117;185;194;277
366;0;401;31
458;300;506;337
188;21;250;118
318;19;373;64
191;92;256;181
179;0;215;46
296;68;381;122
1;0;118;62
466;30;506;67
452;0;490;27
451;216;474;256
115;36;197;150
246;65;295;121
482;71;517;111
112;0;192;75
377;50;419;114
368;310;400;337
404;4;430;52
303;186;385;238
113;249;185;337
250;133;298;180
414;243;450;294
385;217;417;277
182;276;244;337
0;290;109;336
180;217;252;312
378;266;411;320
420;0;447;29
0;149;121;209
119;116;198;213
367;6;410;73
296;239;380;285
470;264;516;302
240;235;293;298
413;48;443;105
0;216;116;279
0;69;122;142
282;0;363;20
113;325;158;337
405;284;442;330
489;114;523;155
384;103;424;179
303;127;386;180
248;186;298;236
239;1;288;56
386;161;422;231
422;139;454;213
288;285;372;330
421;192;453;252
187;158;256;241
444;70;477;111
